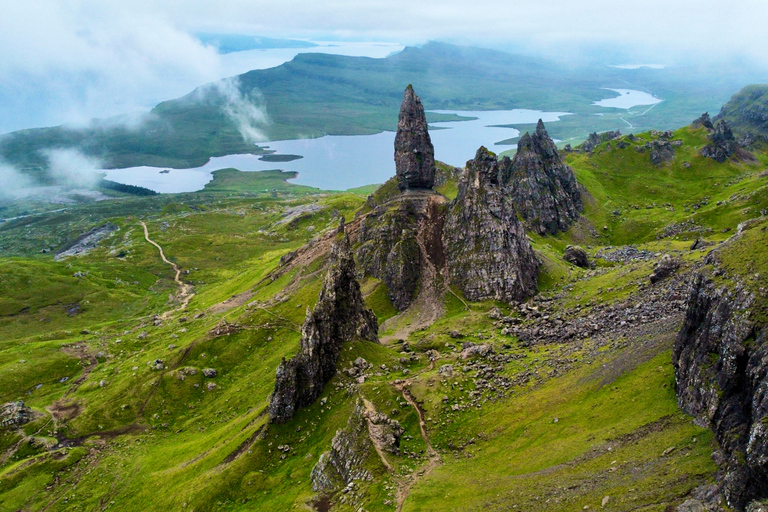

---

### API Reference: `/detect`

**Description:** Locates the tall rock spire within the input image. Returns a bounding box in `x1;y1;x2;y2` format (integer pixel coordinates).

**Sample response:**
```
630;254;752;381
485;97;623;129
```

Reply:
394;85;436;191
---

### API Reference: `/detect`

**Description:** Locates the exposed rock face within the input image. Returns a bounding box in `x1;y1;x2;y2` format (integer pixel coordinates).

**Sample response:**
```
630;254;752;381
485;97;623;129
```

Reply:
1;401;31;428
692;112;715;130
701;120;737;162
394;85;436;191
357;200;422;310
443;147;539;303
363;404;404;455
505;120;583;235
580;130;621;153
650;140;676;165
269;221;379;424
311;399;403;493
357;192;445;311
649;254;680;283
311;401;374;492
674;272;768;509
563;245;589;268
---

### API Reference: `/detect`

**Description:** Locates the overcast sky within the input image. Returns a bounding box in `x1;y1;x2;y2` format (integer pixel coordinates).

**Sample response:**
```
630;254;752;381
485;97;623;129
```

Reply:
1;0;766;133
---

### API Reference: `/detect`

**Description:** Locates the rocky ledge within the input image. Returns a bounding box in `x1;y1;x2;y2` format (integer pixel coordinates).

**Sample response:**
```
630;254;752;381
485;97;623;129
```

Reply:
269;220;379;424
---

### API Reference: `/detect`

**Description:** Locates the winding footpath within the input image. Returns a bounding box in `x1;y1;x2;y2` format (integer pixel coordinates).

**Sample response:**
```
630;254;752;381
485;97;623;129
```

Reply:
140;221;194;316
394;380;442;512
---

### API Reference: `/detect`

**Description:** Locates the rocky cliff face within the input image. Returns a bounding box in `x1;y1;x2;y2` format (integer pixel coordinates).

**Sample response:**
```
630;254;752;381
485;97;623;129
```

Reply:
357;193;444;311
394;85;436;191
311;401;375;493
269;221;379;424
443;147;539;303
674;251;768;508
311;399;403;493
505;120;583;235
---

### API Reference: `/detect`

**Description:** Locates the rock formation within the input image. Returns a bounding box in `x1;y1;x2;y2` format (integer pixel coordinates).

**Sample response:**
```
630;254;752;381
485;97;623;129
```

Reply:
674;264;768;508
701;120;737;162
580;130;621;153
504;120;583;235
443;147;539;303
311;399;403;493
692;112;715;130
269;220;379;424
649;140;676;165
394;85;436;191
1;401;31;428
649;254;680;283
563;245;589;268
356;86;446;311
357;193;445;311
311;401;375;492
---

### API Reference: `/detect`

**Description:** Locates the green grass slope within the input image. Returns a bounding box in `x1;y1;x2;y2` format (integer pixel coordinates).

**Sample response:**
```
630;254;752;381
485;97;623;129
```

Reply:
0;128;765;511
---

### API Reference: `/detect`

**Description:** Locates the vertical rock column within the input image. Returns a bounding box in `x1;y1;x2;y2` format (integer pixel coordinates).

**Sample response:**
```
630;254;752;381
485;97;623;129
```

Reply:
394;85;436;191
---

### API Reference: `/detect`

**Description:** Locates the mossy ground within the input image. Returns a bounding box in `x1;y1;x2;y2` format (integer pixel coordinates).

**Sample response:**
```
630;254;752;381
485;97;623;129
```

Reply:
0;126;764;512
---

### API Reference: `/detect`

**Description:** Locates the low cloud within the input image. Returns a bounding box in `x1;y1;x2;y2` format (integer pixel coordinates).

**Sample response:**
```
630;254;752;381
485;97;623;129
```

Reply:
197;78;271;143
0;1;223;133
0;161;35;200
44;149;103;188
0;150;104;203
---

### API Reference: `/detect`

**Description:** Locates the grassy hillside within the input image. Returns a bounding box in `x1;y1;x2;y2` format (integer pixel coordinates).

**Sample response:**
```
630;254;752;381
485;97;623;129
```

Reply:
0;121;766;511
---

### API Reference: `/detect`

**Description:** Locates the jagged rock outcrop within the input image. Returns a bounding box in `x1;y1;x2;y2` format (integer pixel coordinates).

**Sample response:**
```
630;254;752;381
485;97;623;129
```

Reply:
443;147;539;302
394;85;436;191
504;120;583;235
356;192;445;311
674;270;768;509
693;112;715;130
649;254;680;283
269;221;379;424
701;120;737;162
362;402;404;455
311;399;403;493
357;200;422;310
311;401;374;492
1;401;32;428
563;245;589;268
580;130;621;153
650;139;676;165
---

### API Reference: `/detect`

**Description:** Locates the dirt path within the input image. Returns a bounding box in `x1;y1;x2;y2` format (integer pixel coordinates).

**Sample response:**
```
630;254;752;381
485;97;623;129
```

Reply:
140;222;194;316
393;380;442;512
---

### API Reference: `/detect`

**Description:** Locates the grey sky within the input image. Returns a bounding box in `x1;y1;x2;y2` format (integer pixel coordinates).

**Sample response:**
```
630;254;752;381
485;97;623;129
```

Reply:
1;0;766;133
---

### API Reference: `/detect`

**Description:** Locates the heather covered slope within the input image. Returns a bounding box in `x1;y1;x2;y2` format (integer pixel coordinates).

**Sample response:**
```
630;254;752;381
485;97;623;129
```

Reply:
0;108;767;512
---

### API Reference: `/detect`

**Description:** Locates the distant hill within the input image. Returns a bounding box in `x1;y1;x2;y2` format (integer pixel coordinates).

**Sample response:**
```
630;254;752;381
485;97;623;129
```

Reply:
0;42;763;174
196;33;318;54
715;84;768;140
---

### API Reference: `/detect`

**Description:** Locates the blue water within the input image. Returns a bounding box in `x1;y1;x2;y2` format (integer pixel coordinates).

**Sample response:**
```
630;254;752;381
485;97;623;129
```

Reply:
103;109;570;192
